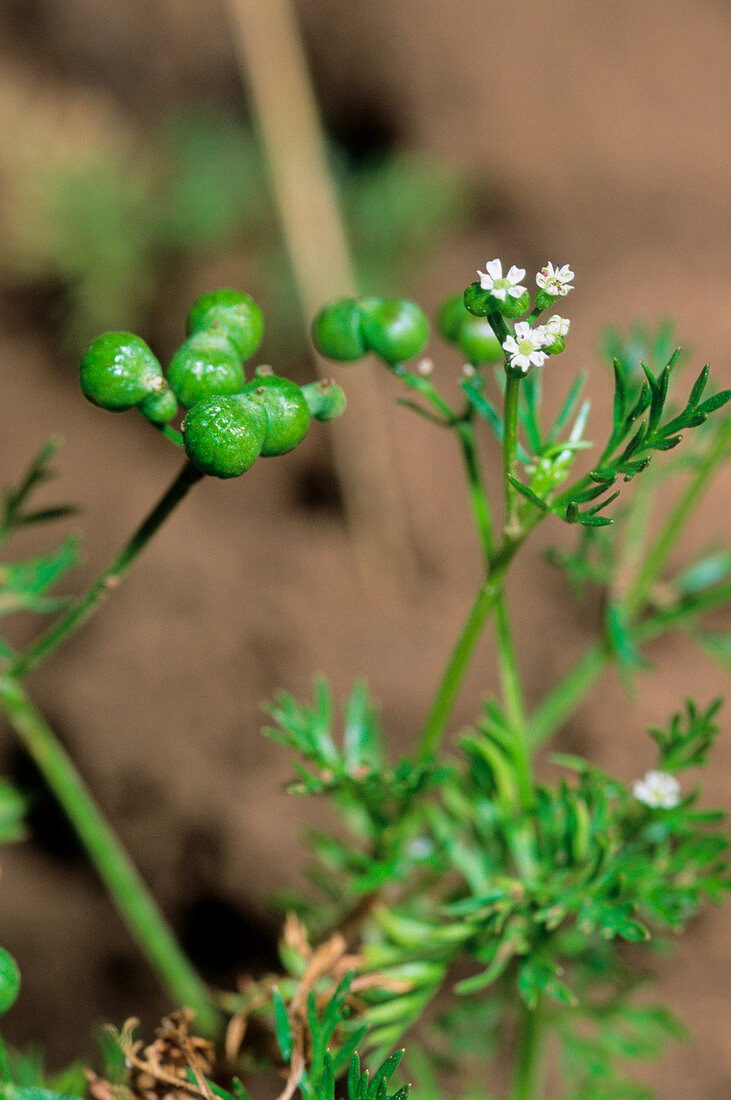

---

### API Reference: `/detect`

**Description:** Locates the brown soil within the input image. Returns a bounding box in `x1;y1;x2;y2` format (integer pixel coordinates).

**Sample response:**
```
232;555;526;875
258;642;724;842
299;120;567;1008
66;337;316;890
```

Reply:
0;1;729;1097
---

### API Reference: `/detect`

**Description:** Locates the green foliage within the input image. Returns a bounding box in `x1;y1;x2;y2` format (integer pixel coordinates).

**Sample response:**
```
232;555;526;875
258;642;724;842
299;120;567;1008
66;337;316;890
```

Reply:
0;442;80;669
0;781;29;845
2;102;474;349
0;1035;85;1100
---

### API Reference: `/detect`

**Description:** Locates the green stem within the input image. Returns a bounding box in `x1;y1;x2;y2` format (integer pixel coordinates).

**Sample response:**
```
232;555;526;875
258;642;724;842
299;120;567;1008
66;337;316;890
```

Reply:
9;461;203;679
417;537;523;761
0;674;221;1037
457;419;495;557
529;641;607;748
155;422;185;448
456;421;532;797
511;1001;545;1100
503;375;522;535
624;417;731;616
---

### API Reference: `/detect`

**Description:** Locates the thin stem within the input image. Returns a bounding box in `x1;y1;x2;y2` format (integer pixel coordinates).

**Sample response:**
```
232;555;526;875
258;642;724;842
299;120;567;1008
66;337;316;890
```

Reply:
511;1001;546;1100
155;422;185;448
529;641;607;748
225;0;416;584
456;420;533;807
494;596;530;741
624;417;731;616
457;423;529;737
503;375;522;535
0;675;221;1037
417;537;523;761
457;419;495;556
9;462;203;678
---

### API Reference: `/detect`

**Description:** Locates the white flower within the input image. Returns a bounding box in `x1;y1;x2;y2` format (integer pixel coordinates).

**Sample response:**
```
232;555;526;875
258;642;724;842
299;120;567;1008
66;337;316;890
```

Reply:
633;770;681;809
477;259;527;302
536;262;574;297
502;321;549;373
545;315;571;338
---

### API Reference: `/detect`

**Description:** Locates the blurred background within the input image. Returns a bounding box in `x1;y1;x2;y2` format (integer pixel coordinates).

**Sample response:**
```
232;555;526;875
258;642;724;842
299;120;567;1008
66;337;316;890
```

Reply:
0;0;729;1095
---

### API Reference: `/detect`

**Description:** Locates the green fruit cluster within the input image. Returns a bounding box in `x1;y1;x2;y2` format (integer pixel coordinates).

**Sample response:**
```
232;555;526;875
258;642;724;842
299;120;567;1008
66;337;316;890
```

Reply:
312;296;430;366
436;293;503;363
79;290;347;479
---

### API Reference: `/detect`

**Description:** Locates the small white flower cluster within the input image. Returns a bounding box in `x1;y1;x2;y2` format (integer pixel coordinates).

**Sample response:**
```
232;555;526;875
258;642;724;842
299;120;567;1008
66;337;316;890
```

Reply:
633;770;682;810
537;262;575;297
475;260;574;373
500;314;572;374
477;259;527;302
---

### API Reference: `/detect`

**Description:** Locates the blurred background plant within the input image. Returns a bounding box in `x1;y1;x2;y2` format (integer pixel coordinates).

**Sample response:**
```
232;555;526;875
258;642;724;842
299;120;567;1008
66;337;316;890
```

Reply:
0;74;477;354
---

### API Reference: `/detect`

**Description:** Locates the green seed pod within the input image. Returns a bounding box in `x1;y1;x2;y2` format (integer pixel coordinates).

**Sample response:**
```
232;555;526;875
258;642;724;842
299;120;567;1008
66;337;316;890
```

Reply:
183;394;267;478
545;335;566;355
167;331;245;409
535;288;557;311
359;298;430;364
0;947;20;1014
311;298;367;361
301;379;347;422
137;388;178;424
241;375;311;456
436;293;469;342
456;315;503;363
463;282;494;317
80;332;164;411
496;289;530;319
186;289;264;361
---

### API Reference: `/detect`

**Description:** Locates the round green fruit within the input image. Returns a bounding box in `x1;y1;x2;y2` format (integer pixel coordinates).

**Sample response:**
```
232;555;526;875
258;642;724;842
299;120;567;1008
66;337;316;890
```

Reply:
301;379;347;422
80;333;164;411
311;299;367;361
0;948;20;1014
167;332;245;409
437;293;469;342
359;298;430;364
463;282;494;317
241;375;311;456
186;289;264;361
456;315;503;363
183;395;267;478
496;289;530;319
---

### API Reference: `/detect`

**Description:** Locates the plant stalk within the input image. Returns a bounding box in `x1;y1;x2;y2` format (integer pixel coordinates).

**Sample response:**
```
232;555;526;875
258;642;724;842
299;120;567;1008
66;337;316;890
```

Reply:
417;536;523;761
456;421;531;780
9;461;203;678
0;674;221;1038
503;375;522;535
511;1001;546;1100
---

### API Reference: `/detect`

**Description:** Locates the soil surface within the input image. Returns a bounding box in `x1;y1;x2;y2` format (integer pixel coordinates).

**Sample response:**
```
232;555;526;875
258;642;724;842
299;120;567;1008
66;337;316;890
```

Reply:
0;2;729;1097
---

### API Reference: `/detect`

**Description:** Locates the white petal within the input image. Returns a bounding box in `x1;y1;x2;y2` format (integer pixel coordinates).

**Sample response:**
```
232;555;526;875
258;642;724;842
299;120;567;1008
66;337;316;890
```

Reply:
485;259;503;280
530;350;548;367
502;336;519;354
492;287;507;301
513;322;530;340
507;265;526;284
508;284;527;298
478;273;494;290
